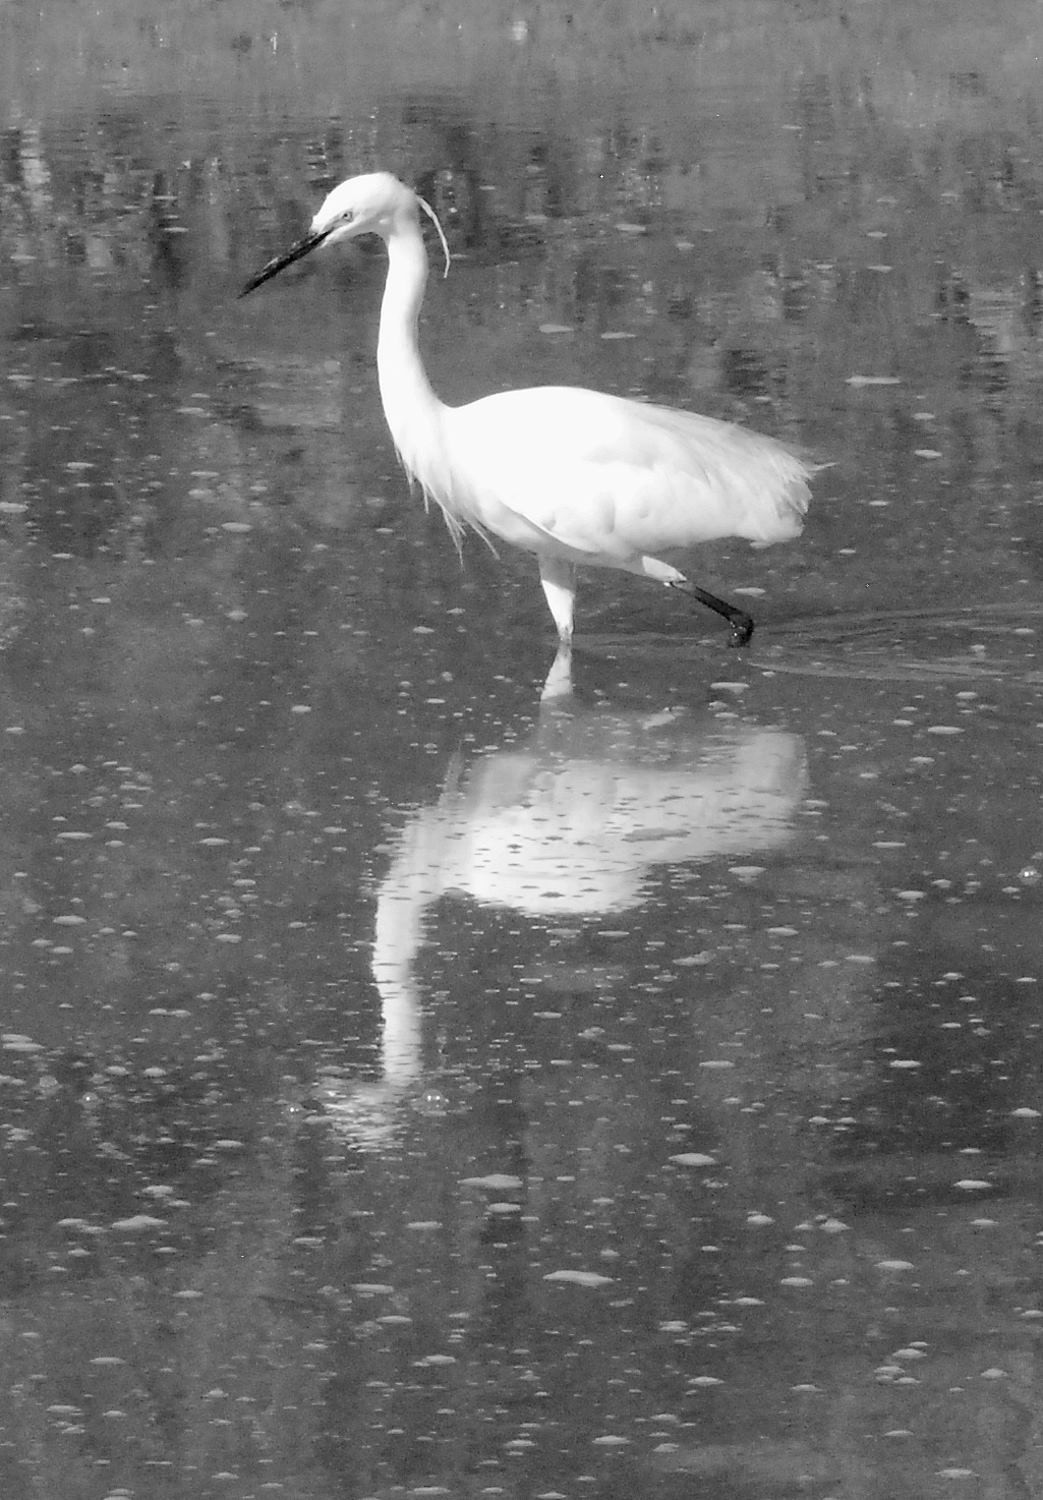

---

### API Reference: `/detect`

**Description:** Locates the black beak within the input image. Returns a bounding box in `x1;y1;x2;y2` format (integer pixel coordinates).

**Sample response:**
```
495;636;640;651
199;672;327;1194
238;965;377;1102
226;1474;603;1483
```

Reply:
239;225;334;298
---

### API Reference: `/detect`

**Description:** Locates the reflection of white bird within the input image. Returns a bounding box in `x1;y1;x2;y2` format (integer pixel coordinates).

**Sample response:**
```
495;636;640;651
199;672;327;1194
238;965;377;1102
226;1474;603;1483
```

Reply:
241;172;814;654
379;711;808;921
328;705;807;1149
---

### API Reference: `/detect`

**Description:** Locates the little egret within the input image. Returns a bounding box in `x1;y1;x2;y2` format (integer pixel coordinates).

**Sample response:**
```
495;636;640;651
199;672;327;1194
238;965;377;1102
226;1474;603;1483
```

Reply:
241;172;814;649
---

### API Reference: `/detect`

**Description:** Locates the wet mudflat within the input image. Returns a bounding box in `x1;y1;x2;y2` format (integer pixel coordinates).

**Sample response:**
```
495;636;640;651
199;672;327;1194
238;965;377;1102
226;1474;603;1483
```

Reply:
0;2;1041;1496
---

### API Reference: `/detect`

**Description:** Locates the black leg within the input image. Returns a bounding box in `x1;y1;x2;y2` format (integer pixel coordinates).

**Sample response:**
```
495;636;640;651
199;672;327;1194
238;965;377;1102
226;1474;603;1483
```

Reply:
668;580;755;646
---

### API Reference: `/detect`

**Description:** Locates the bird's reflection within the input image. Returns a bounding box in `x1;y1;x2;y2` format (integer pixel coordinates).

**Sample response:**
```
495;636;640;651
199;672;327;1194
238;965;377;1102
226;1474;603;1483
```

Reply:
320;693;807;1149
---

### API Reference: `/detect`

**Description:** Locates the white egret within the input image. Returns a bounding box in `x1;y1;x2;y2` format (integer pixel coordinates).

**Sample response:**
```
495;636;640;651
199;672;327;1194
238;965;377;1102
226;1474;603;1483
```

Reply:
241;171;814;648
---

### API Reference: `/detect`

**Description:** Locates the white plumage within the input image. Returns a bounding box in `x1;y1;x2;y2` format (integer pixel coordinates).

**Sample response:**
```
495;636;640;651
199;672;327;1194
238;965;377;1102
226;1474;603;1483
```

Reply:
242;171;813;654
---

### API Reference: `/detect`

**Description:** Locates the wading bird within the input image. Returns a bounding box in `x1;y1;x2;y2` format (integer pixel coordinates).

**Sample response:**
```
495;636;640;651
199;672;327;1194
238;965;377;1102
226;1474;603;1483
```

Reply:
241;172;813;653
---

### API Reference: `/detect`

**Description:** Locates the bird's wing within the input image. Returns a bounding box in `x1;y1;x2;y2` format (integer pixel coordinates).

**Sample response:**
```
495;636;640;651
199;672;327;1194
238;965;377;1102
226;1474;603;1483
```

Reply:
444;388;811;559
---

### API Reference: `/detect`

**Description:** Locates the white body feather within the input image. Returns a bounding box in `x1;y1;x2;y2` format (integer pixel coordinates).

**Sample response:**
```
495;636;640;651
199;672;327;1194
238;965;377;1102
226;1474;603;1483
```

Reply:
437;386;810;569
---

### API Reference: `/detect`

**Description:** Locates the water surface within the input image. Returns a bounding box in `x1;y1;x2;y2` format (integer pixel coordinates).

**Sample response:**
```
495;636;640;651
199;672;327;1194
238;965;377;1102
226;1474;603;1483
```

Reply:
1;2;1041;1496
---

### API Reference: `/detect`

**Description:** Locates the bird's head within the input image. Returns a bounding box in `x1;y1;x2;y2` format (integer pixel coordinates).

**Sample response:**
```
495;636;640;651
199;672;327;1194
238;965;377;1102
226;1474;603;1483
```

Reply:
312;173;419;247
239;172;449;297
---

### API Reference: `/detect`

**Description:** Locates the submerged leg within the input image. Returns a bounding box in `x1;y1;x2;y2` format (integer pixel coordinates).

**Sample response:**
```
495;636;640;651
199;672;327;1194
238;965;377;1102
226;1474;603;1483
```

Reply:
668;580;756;647
537;555;578;648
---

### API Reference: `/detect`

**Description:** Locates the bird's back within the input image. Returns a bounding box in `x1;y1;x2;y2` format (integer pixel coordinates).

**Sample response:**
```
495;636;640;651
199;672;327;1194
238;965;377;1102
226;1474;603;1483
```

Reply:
434;386;811;565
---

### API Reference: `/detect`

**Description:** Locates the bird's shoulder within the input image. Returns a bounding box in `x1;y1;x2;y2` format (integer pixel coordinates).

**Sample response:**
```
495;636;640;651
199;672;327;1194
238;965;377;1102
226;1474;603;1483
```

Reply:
449;386;632;457
448;385;800;477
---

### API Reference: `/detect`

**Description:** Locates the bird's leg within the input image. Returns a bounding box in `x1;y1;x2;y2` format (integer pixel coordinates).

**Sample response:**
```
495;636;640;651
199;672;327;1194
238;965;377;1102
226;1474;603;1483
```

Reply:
537;556;578;651
667;580;755;647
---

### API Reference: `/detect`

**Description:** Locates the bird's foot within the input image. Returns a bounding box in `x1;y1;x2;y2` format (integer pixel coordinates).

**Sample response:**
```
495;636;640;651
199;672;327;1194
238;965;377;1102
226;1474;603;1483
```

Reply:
670;580;756;647
727;614;755;647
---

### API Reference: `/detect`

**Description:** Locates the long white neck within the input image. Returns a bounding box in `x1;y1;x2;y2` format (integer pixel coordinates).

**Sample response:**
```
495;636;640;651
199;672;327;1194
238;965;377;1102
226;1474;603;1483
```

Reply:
376;210;446;482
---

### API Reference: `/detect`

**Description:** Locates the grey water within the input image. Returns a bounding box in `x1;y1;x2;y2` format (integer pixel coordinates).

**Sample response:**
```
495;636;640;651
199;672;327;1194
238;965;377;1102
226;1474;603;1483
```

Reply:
0;2;1041;1496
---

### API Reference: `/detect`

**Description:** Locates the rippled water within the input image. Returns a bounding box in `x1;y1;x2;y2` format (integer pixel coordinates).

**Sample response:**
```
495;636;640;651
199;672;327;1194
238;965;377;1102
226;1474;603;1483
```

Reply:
1;2;1041;1496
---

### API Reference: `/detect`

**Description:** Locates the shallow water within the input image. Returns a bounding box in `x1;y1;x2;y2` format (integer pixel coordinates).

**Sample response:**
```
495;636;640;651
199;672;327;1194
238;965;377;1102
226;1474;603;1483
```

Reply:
1;2;1041;1496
